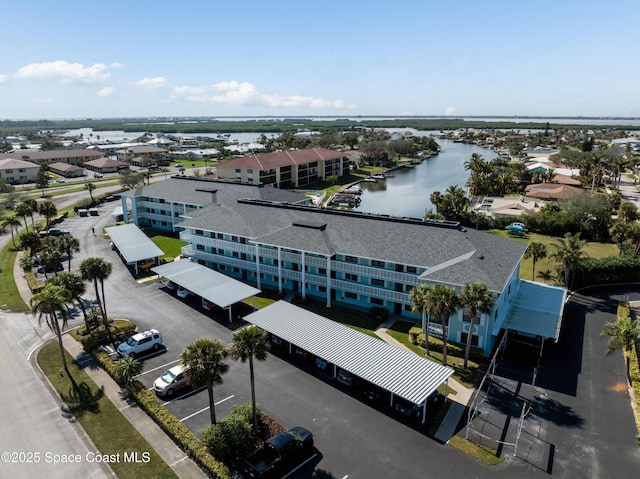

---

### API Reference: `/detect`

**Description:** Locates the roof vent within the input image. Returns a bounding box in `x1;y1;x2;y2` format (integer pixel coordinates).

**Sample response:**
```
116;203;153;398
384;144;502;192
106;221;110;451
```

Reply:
478;254;485;260
292;221;327;231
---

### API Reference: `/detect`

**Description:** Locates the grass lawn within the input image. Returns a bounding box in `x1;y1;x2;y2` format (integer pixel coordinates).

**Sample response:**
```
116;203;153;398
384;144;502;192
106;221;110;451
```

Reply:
143;229;186;261
295;300;384;338
37;341;178;479
386;321;485;389
489;229;618;283
449;435;504;466
0;242;29;312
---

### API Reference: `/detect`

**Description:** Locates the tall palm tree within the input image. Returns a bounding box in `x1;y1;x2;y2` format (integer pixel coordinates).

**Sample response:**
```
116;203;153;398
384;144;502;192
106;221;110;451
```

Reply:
228;326;270;431
409;284;434;356
55;234;80;271
30;284;74;381
113;356;143;386
84;182;96;202
50;272;91;333
19;230;42;256
15;202;32;230
609;222;630;256
2;215;22;248
181;337;229;425
24;199;38;228
537;269;554;284
459;283;495;369
550;232;588;288
80;257;114;347
38;201;57;230
426;284;460;367
601;315;640;379
523;241;548;280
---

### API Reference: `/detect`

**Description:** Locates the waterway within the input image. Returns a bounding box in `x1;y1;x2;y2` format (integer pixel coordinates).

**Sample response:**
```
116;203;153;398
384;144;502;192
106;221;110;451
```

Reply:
353;139;499;218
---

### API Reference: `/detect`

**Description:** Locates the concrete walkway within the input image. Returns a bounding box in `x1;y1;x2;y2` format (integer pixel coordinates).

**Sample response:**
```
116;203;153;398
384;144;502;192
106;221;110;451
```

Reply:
374;318;475;406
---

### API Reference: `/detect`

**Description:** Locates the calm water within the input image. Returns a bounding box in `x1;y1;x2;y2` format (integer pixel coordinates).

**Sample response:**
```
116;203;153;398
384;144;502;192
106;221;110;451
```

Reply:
353;139;498;218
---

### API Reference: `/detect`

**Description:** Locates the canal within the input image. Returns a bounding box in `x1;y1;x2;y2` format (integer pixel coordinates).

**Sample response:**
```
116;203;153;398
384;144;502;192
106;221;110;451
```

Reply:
353;138;499;218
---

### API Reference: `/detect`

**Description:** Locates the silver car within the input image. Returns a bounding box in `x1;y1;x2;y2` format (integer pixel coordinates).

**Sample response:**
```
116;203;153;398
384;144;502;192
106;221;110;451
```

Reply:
153;364;189;397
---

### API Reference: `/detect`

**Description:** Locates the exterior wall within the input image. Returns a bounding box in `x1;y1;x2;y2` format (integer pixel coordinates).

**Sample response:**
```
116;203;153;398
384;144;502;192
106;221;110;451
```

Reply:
0;165;40;183
121;195;205;232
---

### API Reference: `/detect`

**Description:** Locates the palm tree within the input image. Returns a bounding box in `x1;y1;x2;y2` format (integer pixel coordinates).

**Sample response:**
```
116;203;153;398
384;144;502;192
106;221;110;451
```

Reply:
459;283;495;369
55;234;80;271
550;232;588;288
80;257;114;347
19;230;42;256
409;284;434;356
228;326;270;431
181;337;229;425
609;222;630;256
601;315;640;379
113;356;143;385
38;201;57;230
30;284;74;381
523;241;548;280
2;215;22;248
15;202;32;230
426;284;460;367
84;182;96;202
50;272;91;333
537;269;554;284
24;199;38;228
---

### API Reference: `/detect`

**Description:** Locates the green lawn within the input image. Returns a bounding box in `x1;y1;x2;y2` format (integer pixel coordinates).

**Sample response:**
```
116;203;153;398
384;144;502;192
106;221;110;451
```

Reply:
294;300;384;338
37;341;178;479
0;242;29;312
144;229;186;261
489;230;618;283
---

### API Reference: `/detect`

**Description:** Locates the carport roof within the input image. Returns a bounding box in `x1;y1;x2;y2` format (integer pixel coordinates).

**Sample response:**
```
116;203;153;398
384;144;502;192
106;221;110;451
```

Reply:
151;259;260;308
498;280;567;340
105;223;164;264
244;301;454;406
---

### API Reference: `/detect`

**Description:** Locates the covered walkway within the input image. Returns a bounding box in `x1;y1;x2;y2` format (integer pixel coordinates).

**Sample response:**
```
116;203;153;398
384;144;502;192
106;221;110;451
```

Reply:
105;223;164;275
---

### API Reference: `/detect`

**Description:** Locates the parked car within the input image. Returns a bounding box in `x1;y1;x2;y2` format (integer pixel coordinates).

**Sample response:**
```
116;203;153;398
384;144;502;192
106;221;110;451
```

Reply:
177;287;195;299
165;280;176;290
47;227;71;236
94;172;103;178
243;426;314;479
138;259;156;270
55;178;66;183
337;369;356;386
153;364;189;397
315;357;329;371
117;329;163;358
394;397;422;419
36;263;64;274
360;382;385;403
271;335;284;347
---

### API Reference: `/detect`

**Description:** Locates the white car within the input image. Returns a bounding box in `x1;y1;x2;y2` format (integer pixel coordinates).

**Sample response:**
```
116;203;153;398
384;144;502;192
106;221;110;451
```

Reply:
153;364;189;397
55;178;66;183
177;287;194;299
117;329;163;358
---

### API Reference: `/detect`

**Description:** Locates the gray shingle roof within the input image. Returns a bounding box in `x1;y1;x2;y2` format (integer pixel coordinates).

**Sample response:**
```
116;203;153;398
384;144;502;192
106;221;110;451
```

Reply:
180;199;527;293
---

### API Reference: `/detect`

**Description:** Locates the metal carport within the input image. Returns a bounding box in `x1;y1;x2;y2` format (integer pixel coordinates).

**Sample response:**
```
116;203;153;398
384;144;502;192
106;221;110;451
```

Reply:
152;259;261;323
105;223;164;275
244;300;454;424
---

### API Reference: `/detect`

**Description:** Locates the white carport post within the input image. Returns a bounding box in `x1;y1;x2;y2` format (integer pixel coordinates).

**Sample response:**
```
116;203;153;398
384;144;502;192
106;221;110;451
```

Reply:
277;247;282;293
326;255;332;308
226;306;232;323
301;251;306;300
255;243;261;289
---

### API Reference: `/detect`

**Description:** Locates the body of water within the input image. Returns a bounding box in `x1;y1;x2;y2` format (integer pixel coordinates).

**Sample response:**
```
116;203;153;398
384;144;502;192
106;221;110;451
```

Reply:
353;139;498;218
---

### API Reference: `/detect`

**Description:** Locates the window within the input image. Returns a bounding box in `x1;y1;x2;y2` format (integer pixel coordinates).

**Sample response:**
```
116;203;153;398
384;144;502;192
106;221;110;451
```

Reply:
195;229;203;235
407;266;417;274
371;278;384;286
345;273;358;281
370;297;384;305
371;260;385;268
345;255;357;263
196;244;205;251
232;251;239;258
319;286;326;292
231;236;238;242
319;268;327;275
344;292;358;300
233;267;240;273
461;333;479;347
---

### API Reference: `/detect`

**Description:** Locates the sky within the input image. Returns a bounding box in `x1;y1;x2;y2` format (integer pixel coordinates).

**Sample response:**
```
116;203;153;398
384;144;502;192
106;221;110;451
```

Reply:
1;0;638;120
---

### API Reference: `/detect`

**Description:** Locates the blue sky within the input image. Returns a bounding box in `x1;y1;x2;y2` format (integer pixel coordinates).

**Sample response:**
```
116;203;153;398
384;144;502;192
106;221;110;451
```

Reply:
1;0;637;119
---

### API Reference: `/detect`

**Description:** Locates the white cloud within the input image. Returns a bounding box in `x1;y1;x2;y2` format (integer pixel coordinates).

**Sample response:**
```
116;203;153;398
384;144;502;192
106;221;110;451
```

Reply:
0;74;7;83
168;80;354;109
97;86;117;97
132;77;169;88
15;61;110;83
445;106;456;116
110;62;124;69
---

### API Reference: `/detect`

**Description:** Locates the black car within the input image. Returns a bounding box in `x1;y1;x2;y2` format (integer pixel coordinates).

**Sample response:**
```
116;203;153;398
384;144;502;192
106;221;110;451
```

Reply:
37;263;64;274
394;397;422;419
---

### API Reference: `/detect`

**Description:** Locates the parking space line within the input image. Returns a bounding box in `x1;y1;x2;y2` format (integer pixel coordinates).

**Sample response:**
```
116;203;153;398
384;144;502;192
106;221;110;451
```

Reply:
179;395;234;422
135;359;181;377
161;386;206;405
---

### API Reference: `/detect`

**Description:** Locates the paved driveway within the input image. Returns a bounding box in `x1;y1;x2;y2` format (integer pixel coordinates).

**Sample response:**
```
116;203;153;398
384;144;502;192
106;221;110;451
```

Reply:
468;287;640;479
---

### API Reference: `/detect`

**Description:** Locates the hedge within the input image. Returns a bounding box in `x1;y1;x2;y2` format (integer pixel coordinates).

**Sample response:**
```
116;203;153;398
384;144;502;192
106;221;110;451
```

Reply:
91;349;231;478
574;255;640;288
25;271;44;293
409;326;485;363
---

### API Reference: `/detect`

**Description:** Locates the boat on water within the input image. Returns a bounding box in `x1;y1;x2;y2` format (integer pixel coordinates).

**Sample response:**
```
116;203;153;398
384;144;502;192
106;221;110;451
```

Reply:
344;185;363;195
371;174;386;180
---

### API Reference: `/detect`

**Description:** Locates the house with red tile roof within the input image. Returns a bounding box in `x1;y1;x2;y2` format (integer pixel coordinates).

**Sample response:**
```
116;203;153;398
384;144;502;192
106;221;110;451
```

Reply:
216;148;351;188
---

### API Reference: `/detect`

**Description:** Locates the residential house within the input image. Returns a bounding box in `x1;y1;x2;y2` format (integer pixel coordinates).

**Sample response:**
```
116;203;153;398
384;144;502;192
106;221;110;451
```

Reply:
0;149;103;166
116;145;169;166
48;162;85;178
84;157;130;173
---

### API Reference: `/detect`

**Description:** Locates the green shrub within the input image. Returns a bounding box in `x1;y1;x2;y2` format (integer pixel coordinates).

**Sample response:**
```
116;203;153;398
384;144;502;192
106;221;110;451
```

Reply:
575;255;640;287
25;271;44;293
229;402;261;425
408;326;484;362
90;348;231;478
79;321;137;351
203;416;254;464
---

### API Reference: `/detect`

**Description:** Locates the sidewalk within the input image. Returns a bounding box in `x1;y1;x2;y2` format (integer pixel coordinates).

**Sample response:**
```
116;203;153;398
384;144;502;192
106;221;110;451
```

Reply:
14;236;207;478
374;318;475;406
62;335;208;479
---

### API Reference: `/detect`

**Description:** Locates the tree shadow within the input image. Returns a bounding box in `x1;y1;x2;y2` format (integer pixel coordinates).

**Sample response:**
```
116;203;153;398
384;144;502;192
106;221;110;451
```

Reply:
60;382;104;418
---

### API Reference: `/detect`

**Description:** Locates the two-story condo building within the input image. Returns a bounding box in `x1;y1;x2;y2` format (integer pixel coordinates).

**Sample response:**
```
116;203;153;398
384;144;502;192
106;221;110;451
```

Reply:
216;148;351;188
121;177;566;357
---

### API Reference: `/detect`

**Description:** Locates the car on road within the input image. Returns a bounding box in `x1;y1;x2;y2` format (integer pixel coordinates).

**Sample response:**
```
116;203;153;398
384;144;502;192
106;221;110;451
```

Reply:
177;287;195;299
94;172;103;178
55;178;66;183
153;364;189;397
174;163;183;168
117;329;163;358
